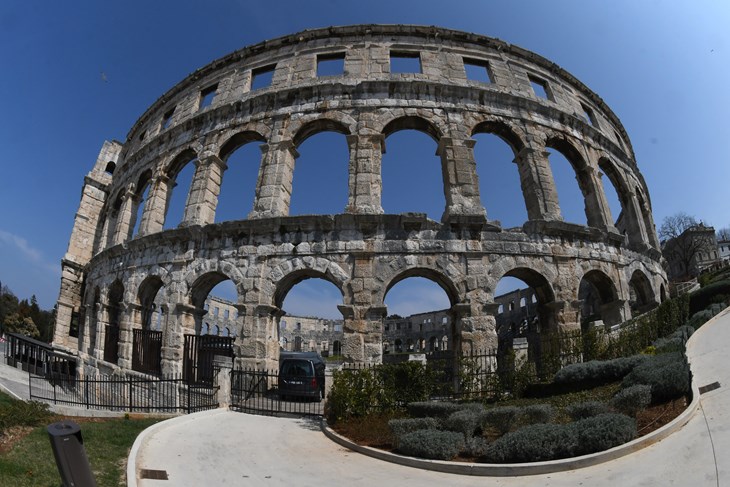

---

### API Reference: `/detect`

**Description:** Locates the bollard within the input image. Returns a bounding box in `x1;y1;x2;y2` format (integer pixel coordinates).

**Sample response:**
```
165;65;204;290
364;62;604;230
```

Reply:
47;420;97;487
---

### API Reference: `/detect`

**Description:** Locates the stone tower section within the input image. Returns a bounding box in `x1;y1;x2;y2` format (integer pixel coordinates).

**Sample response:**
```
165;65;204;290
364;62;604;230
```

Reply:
53;25;667;375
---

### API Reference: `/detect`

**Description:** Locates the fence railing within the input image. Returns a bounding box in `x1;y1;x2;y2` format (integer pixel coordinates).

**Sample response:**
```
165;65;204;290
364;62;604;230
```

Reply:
132;329;162;375
4;333;77;381
230;368;324;417
183;334;234;384
29;373;218;413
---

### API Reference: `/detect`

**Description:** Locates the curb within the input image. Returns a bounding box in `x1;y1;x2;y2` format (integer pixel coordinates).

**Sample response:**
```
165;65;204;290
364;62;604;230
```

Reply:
126;408;227;487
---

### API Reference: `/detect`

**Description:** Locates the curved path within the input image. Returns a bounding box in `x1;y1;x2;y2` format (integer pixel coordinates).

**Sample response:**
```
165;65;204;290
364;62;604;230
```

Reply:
129;308;730;487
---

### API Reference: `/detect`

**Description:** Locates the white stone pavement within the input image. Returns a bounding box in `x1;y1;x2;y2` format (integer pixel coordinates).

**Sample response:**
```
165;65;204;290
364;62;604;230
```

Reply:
128;307;730;487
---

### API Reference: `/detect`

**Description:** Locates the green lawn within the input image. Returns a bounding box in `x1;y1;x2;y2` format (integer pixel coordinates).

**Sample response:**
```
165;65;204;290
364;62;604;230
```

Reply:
0;391;162;487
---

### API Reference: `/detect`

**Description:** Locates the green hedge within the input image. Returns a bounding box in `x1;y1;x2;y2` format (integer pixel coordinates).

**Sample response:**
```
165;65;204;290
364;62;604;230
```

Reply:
397;429;465;460
690;279;730;314
553;355;647;385
622;352;691;402
565;401;610;421
611;384;651;417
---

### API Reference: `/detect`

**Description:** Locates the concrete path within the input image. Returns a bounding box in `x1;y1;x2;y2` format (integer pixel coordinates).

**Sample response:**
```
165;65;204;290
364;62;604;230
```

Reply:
129;307;730;487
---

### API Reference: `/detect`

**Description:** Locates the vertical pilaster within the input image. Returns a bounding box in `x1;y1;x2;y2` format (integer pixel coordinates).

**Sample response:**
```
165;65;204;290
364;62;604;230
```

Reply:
513;148;562;221
138;175;170;236
181;152;228;226
345;134;385;214
112;185;139;245
579;166;615;230
438;137;486;220
161;303;198;375
249;140;298;218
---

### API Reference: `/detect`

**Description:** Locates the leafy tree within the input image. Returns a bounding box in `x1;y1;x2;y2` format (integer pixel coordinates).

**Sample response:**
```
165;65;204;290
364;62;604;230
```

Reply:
659;213;716;280
3;313;40;339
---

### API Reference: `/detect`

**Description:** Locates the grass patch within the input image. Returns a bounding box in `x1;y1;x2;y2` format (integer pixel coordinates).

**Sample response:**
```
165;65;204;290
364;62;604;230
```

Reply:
0;391;162;486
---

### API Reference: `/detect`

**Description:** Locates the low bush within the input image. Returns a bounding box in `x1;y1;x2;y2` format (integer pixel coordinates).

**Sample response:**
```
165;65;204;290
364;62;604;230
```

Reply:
0;399;53;432
464;436;489;457
622;352;691;402
406;401;460;419
486;422;576;463
690;279;730;314
553;355;647;385
611;384;651;417
444;408;484;440
573;413;636;456
485;413;636;463
565;401;610;421
388;417;440;441
519;404;554;425
482;406;519;435
688;309;715;330
397;429;465;460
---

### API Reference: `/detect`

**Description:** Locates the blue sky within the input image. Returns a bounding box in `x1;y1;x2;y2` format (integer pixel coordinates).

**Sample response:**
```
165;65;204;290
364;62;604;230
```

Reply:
1;1;729;319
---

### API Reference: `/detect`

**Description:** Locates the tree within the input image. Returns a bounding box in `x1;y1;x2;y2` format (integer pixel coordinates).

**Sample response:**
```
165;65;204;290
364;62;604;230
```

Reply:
659;212;716;280
717;227;730;241
3;312;40;339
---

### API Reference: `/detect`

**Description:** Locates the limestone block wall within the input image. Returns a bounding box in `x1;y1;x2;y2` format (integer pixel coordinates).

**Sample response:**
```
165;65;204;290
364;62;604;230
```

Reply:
53;25;667;374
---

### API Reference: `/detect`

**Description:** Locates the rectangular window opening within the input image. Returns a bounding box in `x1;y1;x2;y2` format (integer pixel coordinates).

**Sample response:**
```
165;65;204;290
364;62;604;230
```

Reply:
199;83;218;110
161;108;175;130
581;102;598;127
251;65;276;90
317;53;345;77
464;58;493;83
390;51;421;74
614;130;625;150
528;76;551;100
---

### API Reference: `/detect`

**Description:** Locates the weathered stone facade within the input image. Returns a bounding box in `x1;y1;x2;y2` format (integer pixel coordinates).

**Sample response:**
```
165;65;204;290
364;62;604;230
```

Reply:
53;25;666;375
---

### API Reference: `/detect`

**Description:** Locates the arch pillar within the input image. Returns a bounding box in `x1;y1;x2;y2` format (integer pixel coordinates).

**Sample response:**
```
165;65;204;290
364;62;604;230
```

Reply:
338;304;385;364
438;137;486;220
619;189;651;249
455;301;496;354
513;148;562;221
160;303;198;375
181;152;228;226
249;141;298;218
580;166;616;231
118;303;143;370
545;300;581;332
111;184;139;245
345;134;385;214
138;175;171;236
234;304;283;370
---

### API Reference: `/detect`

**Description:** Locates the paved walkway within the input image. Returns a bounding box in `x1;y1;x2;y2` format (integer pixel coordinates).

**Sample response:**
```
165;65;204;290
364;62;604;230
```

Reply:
128;307;730;487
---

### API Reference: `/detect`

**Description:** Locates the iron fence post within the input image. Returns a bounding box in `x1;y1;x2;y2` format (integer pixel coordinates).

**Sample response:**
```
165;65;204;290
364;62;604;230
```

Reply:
128;377;133;412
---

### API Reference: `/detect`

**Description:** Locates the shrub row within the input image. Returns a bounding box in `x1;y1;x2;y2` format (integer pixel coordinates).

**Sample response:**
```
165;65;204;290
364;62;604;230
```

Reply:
0;399;53;433
486;413;636;463
553;354;647;385
690;279;730;314
611;384;651;417
397;429;465;460
622;352;691;402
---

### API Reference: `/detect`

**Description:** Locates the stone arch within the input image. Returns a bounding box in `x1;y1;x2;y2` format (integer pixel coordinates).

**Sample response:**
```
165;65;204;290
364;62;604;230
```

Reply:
183;260;245;304
268;257;349;309
163;147;200;179
219;130;267;161
381;266;461;309
471;120;526;155
493;266;558;339
137;275;165;330
381;115;443;142
578;269;622;327
187;269;242;310
272;268;346;311
291;118;352;147
628;269;655;315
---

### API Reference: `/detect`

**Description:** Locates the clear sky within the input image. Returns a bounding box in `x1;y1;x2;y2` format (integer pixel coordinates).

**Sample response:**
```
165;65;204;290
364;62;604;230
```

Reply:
1;1;729;319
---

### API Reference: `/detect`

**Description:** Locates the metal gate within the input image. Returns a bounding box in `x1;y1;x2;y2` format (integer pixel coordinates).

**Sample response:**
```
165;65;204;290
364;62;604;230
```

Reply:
132;329;162;375
183;334;234;384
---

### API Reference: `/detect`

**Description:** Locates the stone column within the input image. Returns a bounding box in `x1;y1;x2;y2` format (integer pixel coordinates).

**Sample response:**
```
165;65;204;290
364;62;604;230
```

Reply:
455;302;497;354
112;185;140;245
338;304;385;364
118;303;142;370
345;134;385;214
137;175;171;236
438;137;486;220
181;152;228;226
513;148;562;221
579;166;615;230
161;303;198;375
234;304;281;370
546;300;581;332
249;141;298;218
92;303;105;359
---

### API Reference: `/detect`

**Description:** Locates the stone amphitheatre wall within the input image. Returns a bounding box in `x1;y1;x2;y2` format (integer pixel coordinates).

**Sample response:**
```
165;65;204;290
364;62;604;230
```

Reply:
53;25;667;374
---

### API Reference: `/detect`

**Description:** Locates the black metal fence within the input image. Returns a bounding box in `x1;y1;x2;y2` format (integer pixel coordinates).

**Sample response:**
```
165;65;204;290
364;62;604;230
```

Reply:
132;329;162;375
4;333;77;381
230;368;324;417
29;373;218;413
183;334;234;384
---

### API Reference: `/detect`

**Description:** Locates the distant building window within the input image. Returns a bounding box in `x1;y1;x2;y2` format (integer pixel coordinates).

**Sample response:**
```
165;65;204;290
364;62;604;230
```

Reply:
464;58;493;83
280;319;287;330
198;83;218;110
498;304;503;314
442;317;448;324
390;51;421;73
104;161;116;175
224;309;229;319
251;65;276;90
528;75;551;100
296;322;301;331
213;307;219;317
385;324;390;331
317;53;345;76
334;323;343;332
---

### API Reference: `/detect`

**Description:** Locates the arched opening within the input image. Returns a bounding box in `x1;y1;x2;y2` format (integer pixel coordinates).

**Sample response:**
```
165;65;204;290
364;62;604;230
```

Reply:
133;276;165;376
628;270;656;316
597;159;626;231
290;128;349;215
104;280;124;365
105;192;124;248
294;336;303;352
660;284;667;303
545;140;590;226
185;274;238;382
163;153;197;229
131;170;152;238
384;274;453;354
279;275;344;357
381;117;444;220
472;127;527;228
216;133;265;222
578;270;622;328
86;287;101;356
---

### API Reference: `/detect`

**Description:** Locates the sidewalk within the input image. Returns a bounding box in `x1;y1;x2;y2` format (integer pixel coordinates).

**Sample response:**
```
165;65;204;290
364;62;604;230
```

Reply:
128;307;730;487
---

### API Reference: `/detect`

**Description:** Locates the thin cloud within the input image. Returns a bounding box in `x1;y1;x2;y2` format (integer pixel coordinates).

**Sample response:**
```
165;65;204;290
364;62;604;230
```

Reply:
0;229;60;276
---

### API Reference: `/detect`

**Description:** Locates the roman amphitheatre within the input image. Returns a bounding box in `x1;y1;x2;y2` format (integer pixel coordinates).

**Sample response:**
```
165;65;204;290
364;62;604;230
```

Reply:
52;24;667;377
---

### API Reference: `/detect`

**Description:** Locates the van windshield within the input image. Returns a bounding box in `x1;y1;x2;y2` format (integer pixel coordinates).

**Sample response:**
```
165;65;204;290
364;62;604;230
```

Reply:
281;359;313;377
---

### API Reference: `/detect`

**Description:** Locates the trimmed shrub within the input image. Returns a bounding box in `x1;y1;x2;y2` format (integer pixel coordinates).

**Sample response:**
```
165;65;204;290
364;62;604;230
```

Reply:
464;436;489;457
388;417;440;440
688;309;714;330
482;406;519;435
444;407;484;439
573;413;636;456
486;423;577;463
406;401;460;419
519;404;554;425
690;279;730;314
622;352;691;402
398;429;465;460
0;399;53;432
611;384;651;417
553;355;647;385
565;401;610;421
